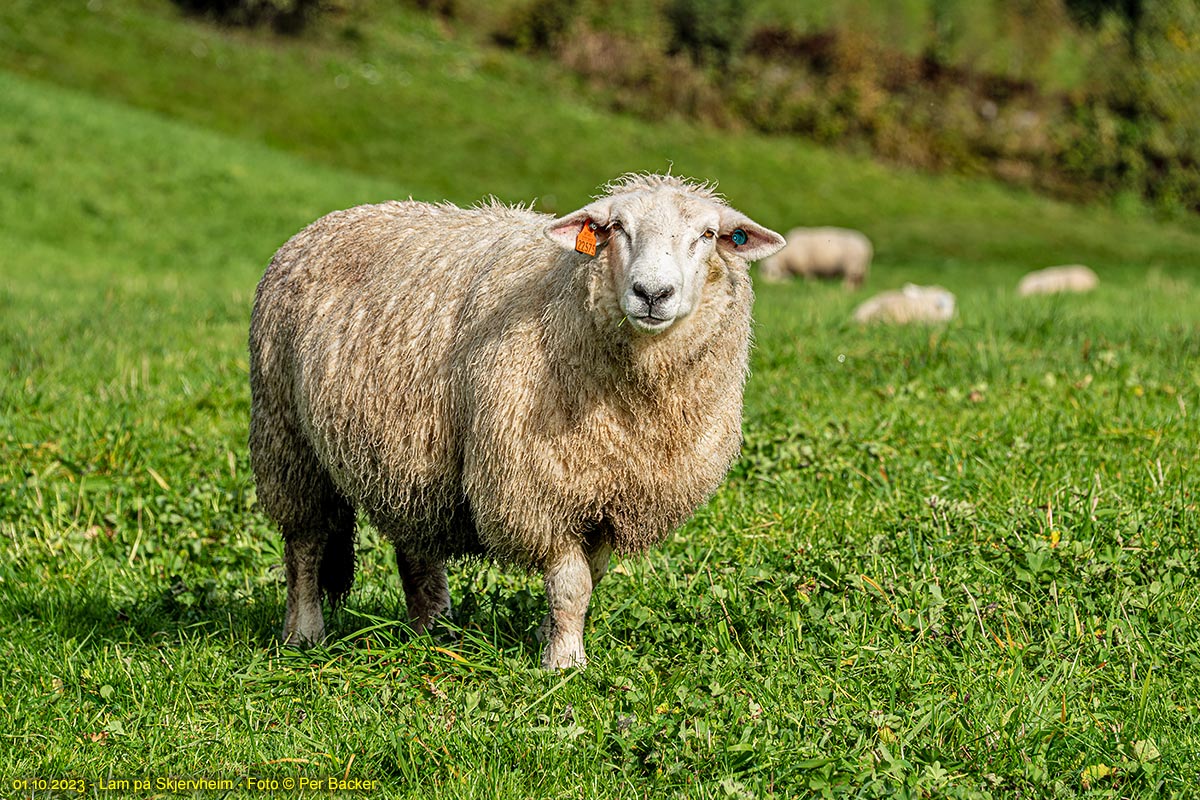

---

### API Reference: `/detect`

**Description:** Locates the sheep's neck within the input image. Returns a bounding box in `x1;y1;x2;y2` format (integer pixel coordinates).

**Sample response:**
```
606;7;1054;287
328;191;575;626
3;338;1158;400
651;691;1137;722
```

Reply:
544;254;751;412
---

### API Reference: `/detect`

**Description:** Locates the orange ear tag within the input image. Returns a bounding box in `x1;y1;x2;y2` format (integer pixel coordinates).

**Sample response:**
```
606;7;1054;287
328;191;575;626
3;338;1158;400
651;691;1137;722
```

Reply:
575;221;598;257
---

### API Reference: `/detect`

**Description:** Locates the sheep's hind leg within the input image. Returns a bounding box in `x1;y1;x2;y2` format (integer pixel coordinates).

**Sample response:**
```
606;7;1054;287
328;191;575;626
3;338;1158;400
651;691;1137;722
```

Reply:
280;494;356;647
586;539;613;588
283;534;328;647
396;550;452;635
540;540;611;670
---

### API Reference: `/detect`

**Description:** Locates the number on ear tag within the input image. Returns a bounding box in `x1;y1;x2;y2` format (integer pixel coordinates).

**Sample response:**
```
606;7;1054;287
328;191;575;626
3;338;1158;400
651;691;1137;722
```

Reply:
575;221;598;256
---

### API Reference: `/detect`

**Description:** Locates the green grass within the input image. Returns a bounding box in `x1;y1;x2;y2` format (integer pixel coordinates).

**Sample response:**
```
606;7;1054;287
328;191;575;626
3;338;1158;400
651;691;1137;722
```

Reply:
2;2;1200;797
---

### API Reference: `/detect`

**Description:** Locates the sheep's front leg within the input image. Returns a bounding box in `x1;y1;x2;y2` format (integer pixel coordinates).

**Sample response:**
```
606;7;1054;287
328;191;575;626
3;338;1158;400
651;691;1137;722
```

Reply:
396;550;452;635
540;540;612;670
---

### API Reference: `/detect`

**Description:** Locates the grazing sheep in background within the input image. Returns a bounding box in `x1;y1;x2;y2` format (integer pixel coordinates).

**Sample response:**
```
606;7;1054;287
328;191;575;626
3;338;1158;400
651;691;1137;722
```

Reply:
757;226;873;288
1017;264;1099;296
249;173;785;669
852;284;956;324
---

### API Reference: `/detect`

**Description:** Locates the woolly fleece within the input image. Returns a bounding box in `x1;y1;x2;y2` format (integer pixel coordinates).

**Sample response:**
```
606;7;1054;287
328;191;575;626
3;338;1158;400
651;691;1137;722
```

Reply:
249;174;782;664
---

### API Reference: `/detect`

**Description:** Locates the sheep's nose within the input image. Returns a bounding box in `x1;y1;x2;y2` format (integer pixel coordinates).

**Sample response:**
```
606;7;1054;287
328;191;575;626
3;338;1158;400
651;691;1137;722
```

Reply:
631;282;675;305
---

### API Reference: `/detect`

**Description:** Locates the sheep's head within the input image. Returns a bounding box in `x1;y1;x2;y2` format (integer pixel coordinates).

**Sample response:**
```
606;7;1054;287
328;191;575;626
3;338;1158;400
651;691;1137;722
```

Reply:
546;175;785;335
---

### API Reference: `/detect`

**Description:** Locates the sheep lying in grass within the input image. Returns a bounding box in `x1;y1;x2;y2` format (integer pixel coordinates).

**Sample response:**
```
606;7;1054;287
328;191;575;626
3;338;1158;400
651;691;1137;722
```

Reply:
852;284;956;324
757;226;872;288
1017;264;1099;296
248;173;785;669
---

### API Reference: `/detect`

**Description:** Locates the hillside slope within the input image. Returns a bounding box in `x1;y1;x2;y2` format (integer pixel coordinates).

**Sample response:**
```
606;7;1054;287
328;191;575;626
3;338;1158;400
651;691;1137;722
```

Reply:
1;0;1197;279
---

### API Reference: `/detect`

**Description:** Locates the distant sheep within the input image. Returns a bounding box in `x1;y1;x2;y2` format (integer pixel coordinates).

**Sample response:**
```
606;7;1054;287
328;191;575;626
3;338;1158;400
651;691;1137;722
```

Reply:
248;174;785;669
758;226;872;288
852;284;956;324
1017;265;1099;296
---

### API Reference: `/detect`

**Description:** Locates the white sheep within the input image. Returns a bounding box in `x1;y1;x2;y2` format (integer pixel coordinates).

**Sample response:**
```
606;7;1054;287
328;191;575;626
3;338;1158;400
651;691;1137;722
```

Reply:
757;226;872;288
1016;265;1099;296
248;173;785;669
852;283;956;324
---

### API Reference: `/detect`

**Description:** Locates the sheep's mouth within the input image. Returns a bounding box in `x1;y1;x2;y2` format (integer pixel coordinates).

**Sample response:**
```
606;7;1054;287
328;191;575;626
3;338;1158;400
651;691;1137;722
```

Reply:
628;314;674;334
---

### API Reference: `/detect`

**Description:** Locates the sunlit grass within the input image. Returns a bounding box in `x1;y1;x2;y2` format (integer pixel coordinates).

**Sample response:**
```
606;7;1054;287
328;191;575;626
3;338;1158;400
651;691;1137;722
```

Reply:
1;4;1199;796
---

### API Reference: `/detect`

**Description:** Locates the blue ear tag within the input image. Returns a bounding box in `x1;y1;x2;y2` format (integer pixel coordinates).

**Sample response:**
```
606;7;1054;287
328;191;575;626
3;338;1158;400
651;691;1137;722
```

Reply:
731;229;748;247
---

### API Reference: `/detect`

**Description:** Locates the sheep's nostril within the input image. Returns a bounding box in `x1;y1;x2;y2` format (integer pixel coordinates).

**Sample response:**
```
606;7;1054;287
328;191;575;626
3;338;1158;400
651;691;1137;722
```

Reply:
632;282;676;305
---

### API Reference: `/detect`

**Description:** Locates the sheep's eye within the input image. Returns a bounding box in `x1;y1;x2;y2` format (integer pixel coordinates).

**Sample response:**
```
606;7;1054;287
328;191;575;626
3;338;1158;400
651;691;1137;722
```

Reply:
702;229;716;239
609;221;623;232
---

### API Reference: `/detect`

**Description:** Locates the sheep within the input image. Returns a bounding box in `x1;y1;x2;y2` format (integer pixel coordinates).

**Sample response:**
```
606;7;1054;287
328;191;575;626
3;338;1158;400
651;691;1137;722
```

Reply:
757;226;873;288
852;283;956;324
1017;264;1099;296
248;173;785;669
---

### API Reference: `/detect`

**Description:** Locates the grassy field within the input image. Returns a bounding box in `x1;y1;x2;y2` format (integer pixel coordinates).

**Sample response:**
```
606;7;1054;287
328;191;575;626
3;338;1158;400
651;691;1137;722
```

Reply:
3;2;1200;797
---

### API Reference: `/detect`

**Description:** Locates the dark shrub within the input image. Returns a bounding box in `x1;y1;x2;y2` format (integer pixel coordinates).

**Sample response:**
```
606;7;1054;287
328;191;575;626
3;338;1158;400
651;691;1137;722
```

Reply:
172;0;323;34
665;0;748;68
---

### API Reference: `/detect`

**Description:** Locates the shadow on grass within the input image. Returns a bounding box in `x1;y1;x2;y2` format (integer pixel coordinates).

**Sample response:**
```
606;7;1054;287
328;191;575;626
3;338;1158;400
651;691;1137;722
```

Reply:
0;576;282;649
0;568;545;667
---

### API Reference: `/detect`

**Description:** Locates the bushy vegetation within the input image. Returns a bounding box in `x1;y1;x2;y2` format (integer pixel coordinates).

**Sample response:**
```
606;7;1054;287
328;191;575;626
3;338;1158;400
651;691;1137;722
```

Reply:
437;0;1200;216
170;0;326;32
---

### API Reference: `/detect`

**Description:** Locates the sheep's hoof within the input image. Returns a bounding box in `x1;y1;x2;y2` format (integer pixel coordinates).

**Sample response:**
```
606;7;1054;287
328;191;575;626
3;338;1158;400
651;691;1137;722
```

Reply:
410;613;459;643
281;626;325;649
542;651;587;671
541;639;587;670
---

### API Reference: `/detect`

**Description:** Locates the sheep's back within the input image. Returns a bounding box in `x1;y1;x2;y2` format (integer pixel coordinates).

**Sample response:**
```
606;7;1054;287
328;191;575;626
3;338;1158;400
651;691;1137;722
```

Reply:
1017;265;1098;296
253;200;555;526
253;198;753;566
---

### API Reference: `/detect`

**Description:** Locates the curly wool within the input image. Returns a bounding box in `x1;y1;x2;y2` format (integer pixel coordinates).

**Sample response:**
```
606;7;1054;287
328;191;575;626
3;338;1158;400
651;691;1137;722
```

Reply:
851;283;956;324
758;226;872;288
249;181;754;570
1016;264;1098;296
599;171;722;202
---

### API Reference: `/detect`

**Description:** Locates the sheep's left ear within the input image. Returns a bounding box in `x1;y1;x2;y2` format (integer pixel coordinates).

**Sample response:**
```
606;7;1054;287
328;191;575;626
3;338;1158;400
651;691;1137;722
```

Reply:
717;210;786;262
545;199;615;252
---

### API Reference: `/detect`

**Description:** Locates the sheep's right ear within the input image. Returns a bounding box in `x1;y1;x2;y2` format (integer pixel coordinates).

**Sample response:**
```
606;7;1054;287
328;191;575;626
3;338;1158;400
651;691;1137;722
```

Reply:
545;199;614;252
717;209;787;262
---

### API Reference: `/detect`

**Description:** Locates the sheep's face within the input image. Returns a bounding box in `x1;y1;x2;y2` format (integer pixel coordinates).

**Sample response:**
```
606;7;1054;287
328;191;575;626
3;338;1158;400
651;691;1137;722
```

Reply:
547;186;784;335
